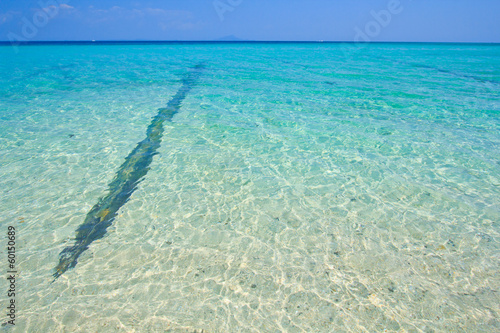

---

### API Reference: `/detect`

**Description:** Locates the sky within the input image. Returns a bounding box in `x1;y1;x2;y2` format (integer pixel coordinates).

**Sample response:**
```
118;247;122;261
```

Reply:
0;0;499;43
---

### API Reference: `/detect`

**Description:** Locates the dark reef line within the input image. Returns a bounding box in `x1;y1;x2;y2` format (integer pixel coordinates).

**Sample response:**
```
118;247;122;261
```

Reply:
53;63;205;281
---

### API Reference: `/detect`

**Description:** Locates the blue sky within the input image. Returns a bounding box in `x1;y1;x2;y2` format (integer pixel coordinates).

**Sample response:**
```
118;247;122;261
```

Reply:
1;0;499;42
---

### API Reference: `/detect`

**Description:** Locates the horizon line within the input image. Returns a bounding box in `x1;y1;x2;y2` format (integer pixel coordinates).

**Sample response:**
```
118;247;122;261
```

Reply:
1;40;500;45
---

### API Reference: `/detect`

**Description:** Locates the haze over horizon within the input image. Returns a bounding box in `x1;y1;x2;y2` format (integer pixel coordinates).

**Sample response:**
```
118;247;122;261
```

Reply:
1;0;500;43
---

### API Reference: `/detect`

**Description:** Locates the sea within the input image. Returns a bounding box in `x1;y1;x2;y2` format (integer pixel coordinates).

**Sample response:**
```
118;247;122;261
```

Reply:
0;42;499;332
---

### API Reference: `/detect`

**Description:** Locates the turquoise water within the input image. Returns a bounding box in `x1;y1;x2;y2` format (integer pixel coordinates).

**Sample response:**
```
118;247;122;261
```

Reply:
0;43;499;332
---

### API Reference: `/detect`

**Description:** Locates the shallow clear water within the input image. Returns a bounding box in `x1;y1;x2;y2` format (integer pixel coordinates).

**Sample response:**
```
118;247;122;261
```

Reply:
0;43;499;332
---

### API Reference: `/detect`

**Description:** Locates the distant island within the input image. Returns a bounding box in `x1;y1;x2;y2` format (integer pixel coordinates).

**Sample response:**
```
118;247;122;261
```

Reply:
215;35;244;42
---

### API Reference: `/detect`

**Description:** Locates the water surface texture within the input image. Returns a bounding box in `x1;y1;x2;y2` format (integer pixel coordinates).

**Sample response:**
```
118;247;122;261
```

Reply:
0;43;499;332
